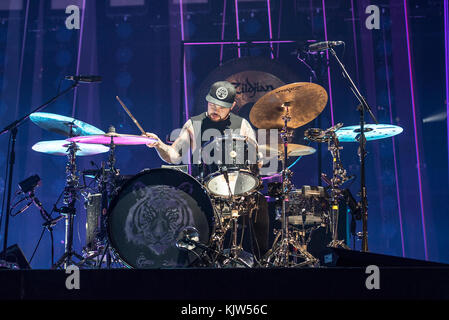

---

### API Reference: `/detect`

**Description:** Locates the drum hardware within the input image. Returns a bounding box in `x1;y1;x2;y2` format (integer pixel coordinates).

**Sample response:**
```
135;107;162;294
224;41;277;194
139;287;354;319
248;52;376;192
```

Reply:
249;82;328;267
320;127;350;250
31;140;109;156
29;112;105;137
67;128;158;269
25;111;108;268
335;124;403;142
202;135;261;199
52;128;85;269
261;104;312;267
249;82;328;129
209;194;259;267
176;226;251;268
106;168;215;268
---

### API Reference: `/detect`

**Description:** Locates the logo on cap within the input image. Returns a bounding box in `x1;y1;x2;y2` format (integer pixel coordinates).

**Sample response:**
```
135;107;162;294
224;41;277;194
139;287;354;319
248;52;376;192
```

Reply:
215;87;228;100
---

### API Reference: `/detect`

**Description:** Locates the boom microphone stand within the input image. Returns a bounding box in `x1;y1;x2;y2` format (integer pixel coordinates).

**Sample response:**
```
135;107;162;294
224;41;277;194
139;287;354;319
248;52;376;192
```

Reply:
328;48;378;252
0;82;79;265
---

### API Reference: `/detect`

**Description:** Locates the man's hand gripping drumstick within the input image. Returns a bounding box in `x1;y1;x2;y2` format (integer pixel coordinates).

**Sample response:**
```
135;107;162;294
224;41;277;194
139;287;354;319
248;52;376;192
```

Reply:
115;95;160;148
115;96;184;163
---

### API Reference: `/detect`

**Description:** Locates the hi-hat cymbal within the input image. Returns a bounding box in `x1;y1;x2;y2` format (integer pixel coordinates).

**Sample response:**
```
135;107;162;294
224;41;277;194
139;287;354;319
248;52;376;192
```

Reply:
259;143;316;158
336;124;403;142
30;112;105;137
67;133;157;145
249;82;328;129
32;140;109;156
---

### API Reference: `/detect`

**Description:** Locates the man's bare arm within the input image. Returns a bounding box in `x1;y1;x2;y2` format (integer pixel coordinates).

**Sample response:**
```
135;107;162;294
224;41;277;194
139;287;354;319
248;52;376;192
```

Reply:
144;120;192;164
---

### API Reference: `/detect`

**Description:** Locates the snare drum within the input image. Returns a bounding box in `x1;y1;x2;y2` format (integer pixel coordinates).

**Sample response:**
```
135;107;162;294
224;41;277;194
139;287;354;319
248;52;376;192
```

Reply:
107;168;215;268
202;134;260;198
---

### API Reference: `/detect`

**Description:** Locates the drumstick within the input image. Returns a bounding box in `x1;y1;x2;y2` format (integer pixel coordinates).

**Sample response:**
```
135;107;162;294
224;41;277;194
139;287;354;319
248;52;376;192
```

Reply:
115;96;146;135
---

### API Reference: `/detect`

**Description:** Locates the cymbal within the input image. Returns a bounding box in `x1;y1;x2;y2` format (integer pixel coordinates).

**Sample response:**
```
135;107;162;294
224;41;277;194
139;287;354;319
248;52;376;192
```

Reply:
30;112;105;137
67;133;157;145
249;82;328;129
32;140;109;156
336;124;403;142
259;143;316;157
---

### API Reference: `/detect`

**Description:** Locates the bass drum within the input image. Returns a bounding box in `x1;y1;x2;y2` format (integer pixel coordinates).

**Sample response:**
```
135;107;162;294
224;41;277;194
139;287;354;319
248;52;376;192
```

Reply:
107;168;215;268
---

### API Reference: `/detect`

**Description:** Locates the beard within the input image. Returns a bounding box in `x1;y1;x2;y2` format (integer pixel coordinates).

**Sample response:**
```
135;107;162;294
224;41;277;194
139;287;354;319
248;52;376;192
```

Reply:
208;111;229;122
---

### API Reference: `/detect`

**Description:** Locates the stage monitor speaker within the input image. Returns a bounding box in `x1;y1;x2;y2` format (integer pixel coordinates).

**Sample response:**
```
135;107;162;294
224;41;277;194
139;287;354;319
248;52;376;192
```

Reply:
0;244;31;269
322;247;448;267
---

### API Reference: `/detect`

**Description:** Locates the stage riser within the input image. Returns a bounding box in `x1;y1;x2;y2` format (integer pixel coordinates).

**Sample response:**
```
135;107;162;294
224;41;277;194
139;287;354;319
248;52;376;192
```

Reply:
1;268;449;300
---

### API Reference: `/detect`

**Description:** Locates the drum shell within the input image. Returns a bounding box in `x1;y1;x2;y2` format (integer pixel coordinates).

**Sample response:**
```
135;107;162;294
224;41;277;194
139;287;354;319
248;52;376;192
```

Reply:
106;168;215;268
200;135;259;178
201;135;261;198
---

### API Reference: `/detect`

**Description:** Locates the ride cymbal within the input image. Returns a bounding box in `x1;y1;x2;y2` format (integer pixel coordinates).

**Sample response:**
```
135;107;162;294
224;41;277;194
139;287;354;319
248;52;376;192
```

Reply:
249;82;328;129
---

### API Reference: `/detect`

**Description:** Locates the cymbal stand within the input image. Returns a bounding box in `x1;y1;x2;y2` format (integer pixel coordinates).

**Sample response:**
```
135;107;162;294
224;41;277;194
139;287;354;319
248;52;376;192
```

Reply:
94;126;122;268
263;105;319;267
325;131;350;249
53;125;84;269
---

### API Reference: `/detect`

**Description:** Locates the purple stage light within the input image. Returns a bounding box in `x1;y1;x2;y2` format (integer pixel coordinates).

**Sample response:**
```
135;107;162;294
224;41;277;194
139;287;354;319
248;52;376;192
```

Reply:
179;0;185;41
404;0;428;260
276;0;283;58
184;40;295;45
14;0;29;118
322;0;334;126
234;0;241;57
220;0;227;63
266;0;274;59
350;0;360;85
444;0;449;189
72;0;86;118
383;25;405;257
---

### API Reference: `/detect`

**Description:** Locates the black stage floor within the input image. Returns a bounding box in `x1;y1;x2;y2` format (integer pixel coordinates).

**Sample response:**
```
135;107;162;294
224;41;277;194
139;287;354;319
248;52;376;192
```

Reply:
1;266;449;300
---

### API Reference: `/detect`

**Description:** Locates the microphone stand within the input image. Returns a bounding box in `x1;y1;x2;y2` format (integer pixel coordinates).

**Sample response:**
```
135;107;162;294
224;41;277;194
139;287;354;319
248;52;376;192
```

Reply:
328;48;378;252
0;81;79;263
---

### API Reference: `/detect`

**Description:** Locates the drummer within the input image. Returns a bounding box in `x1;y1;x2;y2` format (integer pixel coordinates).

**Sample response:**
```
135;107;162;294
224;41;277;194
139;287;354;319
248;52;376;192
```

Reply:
144;80;269;259
144;80;259;166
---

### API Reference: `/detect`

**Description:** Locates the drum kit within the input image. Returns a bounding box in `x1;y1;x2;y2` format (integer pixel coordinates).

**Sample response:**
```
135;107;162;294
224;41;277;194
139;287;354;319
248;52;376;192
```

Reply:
26;82;403;269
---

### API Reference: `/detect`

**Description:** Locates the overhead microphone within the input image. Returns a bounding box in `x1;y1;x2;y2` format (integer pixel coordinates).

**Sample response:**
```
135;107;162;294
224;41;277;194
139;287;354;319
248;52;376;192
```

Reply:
308;41;344;52
64;75;102;83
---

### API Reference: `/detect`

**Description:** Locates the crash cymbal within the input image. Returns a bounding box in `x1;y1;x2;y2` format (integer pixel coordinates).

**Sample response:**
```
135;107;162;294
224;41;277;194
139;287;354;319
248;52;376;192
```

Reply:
259;143;316;157
32;140;109;156
336;124;403;142
249;82;328;129
30;112;105;137
67;133;157;145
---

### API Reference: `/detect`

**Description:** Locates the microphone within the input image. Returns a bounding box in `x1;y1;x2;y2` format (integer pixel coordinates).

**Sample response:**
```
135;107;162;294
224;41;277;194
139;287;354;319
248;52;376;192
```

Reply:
65;75;102;83
308;41;344;52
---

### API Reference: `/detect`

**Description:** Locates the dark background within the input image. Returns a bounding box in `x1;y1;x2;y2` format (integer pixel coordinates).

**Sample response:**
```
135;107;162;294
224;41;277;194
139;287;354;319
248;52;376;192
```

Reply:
0;0;447;268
